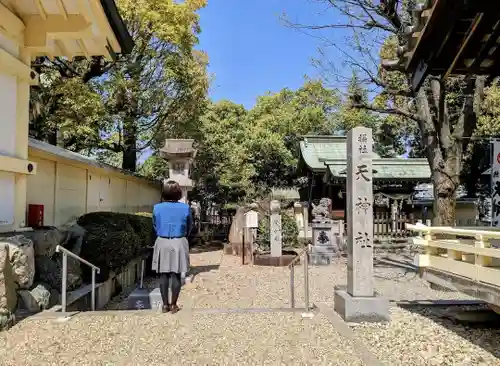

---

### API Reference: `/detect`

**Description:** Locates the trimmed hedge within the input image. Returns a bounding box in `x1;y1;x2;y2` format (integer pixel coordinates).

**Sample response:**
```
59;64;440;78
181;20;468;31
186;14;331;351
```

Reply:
77;212;153;282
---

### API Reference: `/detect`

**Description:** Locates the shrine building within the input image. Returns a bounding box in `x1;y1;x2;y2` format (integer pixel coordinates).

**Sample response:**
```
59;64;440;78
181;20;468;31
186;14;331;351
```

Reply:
297;135;431;220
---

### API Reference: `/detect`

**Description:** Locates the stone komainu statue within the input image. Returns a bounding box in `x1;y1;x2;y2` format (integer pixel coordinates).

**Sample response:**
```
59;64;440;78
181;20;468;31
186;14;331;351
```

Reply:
190;201;201;221
189;201;201;235
311;198;332;221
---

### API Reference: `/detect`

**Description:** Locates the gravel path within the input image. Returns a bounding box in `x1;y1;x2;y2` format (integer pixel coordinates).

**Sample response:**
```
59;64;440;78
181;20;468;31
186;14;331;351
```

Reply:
351;306;500;366
102;249;500;365
107;249;473;311
0;312;364;365
2;249;500;365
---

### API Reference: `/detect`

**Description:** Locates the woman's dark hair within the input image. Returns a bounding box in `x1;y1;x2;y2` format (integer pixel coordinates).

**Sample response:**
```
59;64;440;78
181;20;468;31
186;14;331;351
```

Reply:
162;180;182;202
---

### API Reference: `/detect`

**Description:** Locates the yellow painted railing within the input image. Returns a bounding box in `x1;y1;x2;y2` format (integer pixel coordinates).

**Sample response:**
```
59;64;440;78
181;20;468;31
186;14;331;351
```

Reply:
406;223;500;287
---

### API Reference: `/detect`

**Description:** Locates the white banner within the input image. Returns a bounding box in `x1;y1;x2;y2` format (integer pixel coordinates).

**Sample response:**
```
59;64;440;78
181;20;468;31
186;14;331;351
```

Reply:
492;140;500;226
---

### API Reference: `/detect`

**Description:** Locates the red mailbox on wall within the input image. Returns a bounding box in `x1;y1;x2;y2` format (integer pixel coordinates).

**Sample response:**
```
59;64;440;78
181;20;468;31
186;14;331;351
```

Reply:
28;204;44;228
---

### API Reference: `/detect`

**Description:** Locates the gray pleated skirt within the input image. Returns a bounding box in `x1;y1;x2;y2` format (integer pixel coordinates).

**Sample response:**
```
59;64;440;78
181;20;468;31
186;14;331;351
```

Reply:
151;237;189;273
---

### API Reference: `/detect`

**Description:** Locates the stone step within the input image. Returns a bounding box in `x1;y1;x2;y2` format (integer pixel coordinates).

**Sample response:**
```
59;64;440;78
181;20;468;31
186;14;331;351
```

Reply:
45;272;195;314
308;253;339;265
127;287;165;310
45;282;107;313
310;246;338;253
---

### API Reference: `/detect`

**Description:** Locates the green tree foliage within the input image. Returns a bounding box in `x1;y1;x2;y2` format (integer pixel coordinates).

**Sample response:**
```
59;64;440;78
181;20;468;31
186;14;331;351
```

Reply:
256;212;299;251
30;63;107;147
30;0;209;171
244;80;340;188
190;100;253;205
462;82;500;197
339;72;405;157
188;80;340;206
138;154;169;181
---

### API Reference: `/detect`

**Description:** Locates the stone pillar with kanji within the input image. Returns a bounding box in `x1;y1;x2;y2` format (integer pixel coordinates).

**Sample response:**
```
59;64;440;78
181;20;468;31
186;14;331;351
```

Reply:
334;127;389;323
270;200;282;257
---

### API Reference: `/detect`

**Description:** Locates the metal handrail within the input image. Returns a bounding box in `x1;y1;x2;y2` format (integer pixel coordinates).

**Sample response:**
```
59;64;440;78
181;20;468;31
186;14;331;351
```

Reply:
288;247;310;312
56;245;99;271
55;245;100;313
287;247;307;269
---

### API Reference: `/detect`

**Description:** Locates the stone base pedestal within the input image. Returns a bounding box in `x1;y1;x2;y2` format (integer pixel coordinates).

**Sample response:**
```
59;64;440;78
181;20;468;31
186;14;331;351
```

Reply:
309;219;344;266
127;288;163;310
334;287;390;323
253;251;298;267
309;243;341;265
126;274;192;310
224;242;253;264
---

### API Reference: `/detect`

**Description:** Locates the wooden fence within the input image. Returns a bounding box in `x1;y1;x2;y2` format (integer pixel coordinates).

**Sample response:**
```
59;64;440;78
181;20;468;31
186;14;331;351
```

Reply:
372;213;484;243
197;206;482;245
200;209;233;241
373;212;412;242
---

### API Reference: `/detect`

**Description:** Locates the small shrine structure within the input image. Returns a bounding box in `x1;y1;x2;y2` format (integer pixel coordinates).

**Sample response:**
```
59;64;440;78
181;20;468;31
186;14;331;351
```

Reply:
160;139;196;203
297;135;431;221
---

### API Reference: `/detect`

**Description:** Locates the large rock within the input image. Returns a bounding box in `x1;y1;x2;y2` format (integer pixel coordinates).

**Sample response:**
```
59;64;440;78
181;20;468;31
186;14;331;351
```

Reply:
56;222;85;284
35;256;81;291
228;207;247;246
0;235;35;289
17;290;40;312
58;222;85;256
30;283;51;309
18;283;53;313
0;243;17;331
23;228;63;257
49;288;61;308
0;312;15;331
20;224;86;292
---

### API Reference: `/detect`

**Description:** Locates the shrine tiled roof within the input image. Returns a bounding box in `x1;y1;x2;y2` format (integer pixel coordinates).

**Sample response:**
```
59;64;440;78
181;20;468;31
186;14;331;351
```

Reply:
298;135;430;181
327;159;431;180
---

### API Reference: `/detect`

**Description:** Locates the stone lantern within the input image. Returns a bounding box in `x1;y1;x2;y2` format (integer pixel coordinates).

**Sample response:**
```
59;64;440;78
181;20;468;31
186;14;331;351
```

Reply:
159;139;197;203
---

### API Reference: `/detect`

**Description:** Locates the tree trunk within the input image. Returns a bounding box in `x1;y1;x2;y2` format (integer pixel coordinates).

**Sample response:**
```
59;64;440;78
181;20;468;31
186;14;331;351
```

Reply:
46;130;58;146
432;162;459;226
122;120;137;172
415;81;464;227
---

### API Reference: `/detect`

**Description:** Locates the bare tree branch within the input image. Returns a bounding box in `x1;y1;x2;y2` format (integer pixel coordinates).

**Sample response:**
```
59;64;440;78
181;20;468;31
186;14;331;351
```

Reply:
353;102;423;123
281;0;399;35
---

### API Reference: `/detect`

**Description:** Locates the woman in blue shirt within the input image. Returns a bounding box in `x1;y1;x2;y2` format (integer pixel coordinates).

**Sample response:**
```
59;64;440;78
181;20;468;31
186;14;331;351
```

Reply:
152;180;192;313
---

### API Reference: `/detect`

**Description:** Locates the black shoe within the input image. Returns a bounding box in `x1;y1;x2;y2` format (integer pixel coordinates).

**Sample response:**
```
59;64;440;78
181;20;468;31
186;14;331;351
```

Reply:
162;305;170;313
170;304;180;314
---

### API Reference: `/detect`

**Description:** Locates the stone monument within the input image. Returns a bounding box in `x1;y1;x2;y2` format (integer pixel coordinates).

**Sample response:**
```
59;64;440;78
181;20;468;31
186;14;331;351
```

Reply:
293;201;311;242
160;139;197;203
270;200;282;257
334;127;389;322
309;198;339;265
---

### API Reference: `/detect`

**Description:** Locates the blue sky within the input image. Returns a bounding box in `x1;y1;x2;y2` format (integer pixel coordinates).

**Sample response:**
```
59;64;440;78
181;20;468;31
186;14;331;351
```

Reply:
196;0;347;109
139;1;351;163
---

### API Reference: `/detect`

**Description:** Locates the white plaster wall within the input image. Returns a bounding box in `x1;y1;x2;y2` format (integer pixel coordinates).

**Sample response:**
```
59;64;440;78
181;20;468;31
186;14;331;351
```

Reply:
27;150;162;225
26;156;56;225
0;33;19;226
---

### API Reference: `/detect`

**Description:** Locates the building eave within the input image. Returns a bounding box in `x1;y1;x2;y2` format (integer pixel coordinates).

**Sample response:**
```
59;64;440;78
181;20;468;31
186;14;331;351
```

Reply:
100;0;134;55
28;138;160;184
